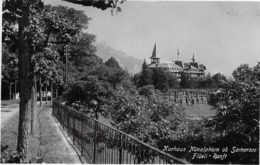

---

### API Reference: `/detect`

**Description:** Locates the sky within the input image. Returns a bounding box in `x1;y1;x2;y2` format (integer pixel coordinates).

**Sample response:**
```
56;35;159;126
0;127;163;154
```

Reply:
45;0;260;77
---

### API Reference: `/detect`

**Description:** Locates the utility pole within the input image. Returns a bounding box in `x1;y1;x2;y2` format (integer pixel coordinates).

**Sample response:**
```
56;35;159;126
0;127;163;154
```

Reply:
64;45;70;86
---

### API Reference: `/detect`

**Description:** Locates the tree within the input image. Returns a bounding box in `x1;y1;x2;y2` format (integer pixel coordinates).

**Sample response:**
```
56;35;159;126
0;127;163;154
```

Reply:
1;44;18;100
165;71;179;89
252;62;260;82
152;68;168;91
211;73;227;88
107;67;126;89
109;87;185;146
180;72;190;88
232;64;253;81
206;80;259;163
138;60;153;87
105;57;120;68
66;76;112;119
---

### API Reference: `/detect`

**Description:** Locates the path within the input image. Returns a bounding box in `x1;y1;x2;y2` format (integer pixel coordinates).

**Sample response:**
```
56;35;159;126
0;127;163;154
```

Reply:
1;102;19;127
37;105;82;163
1;101;82;164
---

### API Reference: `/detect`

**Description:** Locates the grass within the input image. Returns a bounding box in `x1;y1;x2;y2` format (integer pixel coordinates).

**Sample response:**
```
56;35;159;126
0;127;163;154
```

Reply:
1;104;76;163
183;104;216;119
37;106;75;163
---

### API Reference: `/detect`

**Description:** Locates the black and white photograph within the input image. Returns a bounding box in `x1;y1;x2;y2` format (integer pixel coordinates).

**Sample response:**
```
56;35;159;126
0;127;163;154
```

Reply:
1;0;259;164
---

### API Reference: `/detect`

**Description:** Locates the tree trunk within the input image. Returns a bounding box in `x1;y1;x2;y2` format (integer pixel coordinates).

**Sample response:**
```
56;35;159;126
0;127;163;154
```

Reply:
31;77;37;136
9;83;12;101
15;79;17;99
39;77;42;106
56;86;58;98
17;2;32;155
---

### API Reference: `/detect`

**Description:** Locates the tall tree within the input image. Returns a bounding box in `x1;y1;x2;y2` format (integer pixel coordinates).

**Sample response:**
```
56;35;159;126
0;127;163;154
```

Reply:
180;72;190;89
139;60;153;87
105;57;121;68
232;64;253;81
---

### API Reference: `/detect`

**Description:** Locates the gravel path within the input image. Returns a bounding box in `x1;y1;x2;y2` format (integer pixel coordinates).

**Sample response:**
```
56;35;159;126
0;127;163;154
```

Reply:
1;103;19;127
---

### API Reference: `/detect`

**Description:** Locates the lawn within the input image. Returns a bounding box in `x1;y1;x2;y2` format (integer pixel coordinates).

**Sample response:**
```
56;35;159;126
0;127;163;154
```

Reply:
183;104;216;119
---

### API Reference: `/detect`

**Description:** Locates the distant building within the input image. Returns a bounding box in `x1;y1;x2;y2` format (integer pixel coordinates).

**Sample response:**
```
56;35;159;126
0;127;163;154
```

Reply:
147;43;206;80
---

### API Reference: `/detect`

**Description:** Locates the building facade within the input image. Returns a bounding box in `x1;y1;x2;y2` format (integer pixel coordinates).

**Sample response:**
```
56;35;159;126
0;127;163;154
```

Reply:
147;43;206;80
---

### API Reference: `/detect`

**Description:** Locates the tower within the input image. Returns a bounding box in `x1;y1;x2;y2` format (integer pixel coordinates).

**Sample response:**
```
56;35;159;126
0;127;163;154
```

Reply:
192;53;196;62
150;42;160;64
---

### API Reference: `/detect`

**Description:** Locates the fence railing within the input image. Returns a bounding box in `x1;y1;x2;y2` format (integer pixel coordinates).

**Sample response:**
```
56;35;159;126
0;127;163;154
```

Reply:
52;98;189;164
160;90;213;105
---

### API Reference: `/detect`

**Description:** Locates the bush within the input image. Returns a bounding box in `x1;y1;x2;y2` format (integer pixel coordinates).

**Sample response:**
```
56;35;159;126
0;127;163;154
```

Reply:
138;85;155;97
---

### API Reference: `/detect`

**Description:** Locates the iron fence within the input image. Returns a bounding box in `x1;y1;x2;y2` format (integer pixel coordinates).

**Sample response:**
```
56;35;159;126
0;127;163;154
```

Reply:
52;99;189;164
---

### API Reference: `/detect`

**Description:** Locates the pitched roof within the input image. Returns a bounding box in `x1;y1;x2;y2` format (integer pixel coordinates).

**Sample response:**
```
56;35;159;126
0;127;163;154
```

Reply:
150;42;158;58
199;64;206;70
183;63;190;70
148;62;183;71
187;65;200;73
190;62;199;69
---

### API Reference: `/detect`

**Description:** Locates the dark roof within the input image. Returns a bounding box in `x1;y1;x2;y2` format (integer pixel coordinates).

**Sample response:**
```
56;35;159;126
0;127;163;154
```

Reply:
183;63;190;70
174;61;183;68
190;62;199;69
199;64;206;70
187;65;200;73
150;43;157;58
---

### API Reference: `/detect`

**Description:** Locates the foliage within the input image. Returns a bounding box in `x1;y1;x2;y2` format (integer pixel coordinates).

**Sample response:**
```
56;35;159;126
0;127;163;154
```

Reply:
105;57;120;68
104;57;127;89
63;0;125;15
206;81;259;144
109;87;186;146
138;85;155;97
203;75;260;163
138;60;153;87
180;72;190;88
1;145;29;163
1;44;18;83
232;64;253;81
33;47;63;85
66;75;113;119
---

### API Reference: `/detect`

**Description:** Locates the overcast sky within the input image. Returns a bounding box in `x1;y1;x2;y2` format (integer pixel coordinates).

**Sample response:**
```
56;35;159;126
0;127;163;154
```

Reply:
45;0;260;77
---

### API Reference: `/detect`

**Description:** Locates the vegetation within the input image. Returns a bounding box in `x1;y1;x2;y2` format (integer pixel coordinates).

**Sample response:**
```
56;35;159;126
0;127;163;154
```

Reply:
2;0;258;163
66;57;259;163
2;0;125;161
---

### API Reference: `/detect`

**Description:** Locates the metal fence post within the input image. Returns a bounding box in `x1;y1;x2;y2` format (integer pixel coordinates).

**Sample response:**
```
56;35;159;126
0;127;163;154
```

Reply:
81;114;84;156
73;112;75;144
67;107;70;136
119;133;123;164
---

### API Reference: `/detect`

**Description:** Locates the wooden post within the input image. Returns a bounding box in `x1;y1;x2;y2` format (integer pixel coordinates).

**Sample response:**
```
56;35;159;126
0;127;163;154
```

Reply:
9;83;12;101
45;85;47;105
56;86;58;98
39;77;42;106
51;83;53;103
14;80;17;99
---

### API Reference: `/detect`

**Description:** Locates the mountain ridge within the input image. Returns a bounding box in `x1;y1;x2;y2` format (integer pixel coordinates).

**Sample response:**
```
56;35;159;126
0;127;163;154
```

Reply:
95;42;143;74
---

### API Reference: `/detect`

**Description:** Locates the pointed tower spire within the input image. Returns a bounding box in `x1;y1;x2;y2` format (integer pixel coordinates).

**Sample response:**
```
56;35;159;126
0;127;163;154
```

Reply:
177;47;179;61
151;42;156;58
192;53;196;62
150;42;159;64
